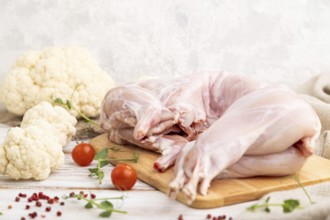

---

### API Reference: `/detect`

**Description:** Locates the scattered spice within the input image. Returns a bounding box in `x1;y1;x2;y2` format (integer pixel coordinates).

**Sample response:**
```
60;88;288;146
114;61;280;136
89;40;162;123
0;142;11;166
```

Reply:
7;191;129;219
28;211;38;218
8;192;67;219
65;191;127;218
89;148;139;184
204;213;232;220
19;193;27;198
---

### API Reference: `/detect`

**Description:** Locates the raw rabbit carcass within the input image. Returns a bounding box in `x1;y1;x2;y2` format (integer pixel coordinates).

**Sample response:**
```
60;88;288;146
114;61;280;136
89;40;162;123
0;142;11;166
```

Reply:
100;71;321;203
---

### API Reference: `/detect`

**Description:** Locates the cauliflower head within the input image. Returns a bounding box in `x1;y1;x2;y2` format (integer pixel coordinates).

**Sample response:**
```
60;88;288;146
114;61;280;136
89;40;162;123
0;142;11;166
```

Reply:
0;46;115;118
21;102;77;145
0;121;64;180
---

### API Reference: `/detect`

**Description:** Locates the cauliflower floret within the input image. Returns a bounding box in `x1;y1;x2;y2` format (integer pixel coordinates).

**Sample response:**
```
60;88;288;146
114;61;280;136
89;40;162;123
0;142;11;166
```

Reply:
0;122;64;180
0;101;77;180
0;46;115;118
21;102;77;145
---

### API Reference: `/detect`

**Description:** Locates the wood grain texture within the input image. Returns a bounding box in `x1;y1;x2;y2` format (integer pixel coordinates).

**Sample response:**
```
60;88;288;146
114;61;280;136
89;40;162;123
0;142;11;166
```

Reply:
90;134;330;209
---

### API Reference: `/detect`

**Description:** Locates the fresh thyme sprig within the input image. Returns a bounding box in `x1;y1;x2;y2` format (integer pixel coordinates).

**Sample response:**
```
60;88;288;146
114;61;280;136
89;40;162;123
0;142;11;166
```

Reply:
65;192;126;218
89;148;139;184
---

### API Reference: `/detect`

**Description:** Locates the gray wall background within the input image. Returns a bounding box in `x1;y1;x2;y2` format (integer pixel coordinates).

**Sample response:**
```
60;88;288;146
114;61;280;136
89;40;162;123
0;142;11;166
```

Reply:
1;0;330;87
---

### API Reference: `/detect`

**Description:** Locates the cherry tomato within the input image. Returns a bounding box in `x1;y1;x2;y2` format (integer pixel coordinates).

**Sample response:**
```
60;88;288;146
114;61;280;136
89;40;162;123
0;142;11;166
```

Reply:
71;142;96;166
111;164;137;190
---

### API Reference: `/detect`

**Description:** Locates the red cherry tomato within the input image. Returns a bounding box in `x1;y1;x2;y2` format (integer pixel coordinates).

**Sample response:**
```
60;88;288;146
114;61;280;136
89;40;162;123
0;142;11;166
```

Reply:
71;142;96;166
111;164;137;190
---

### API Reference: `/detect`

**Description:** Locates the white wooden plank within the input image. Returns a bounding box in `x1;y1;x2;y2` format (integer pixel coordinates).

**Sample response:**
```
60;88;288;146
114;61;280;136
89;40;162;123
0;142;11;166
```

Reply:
0;188;247;220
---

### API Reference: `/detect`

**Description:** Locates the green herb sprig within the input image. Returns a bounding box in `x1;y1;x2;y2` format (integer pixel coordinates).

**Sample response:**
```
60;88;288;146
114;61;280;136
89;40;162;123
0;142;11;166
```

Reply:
247;174;315;213
54;97;99;127
247;197;302;213
65;192;126;218
53;84;99;127
89;148;139;184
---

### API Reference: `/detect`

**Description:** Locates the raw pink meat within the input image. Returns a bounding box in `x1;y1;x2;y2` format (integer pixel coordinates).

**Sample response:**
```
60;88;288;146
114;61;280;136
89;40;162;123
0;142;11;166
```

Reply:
100;71;321;203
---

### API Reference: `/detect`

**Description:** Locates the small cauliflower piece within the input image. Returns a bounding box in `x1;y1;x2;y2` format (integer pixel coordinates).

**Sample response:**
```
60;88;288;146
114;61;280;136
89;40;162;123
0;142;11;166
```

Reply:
0;102;77;180
0;122;64;180
0;46;115;118
21;102;77;145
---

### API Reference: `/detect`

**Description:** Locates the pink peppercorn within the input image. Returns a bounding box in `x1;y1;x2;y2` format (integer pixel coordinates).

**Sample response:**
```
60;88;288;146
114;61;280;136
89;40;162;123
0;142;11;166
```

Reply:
18;193;27;198
36;201;42;207
28;212;37;218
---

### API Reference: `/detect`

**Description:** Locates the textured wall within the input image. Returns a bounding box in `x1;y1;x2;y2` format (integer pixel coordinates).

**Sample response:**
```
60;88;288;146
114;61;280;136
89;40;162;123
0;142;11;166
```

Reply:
1;0;330;87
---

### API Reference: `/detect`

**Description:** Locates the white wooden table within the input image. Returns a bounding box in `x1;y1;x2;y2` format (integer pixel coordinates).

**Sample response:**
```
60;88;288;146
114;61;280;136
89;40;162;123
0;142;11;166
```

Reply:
0;125;255;220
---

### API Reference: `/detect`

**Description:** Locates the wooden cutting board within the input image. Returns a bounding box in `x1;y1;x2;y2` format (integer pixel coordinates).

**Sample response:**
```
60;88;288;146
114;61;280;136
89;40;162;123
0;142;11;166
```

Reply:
90;134;330;209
